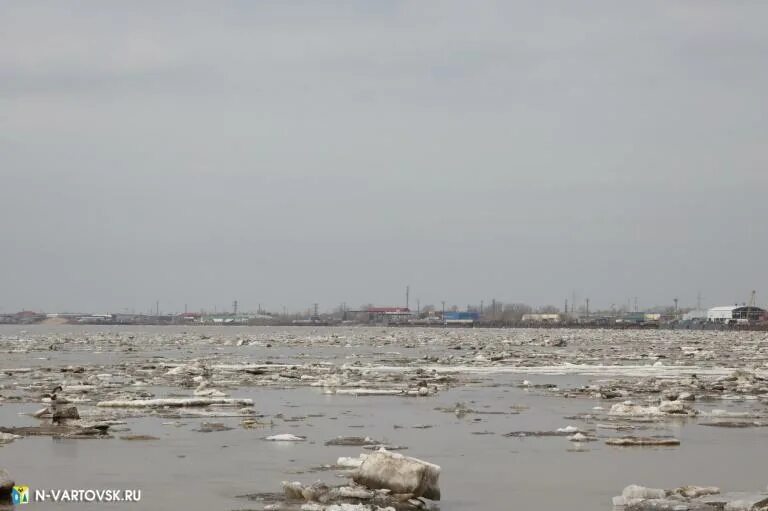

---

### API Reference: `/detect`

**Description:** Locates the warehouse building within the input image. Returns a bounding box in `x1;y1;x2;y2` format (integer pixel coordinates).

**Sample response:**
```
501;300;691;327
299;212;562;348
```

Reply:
443;311;480;325
366;307;412;324
707;306;766;324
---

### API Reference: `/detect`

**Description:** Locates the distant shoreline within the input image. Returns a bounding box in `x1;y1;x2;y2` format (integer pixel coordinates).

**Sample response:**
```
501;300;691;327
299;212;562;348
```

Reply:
2;321;767;332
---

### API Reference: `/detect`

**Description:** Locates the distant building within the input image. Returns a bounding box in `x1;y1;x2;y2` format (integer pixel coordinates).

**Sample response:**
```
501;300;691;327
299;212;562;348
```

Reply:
521;313;561;323
616;313;647;324
77;314;114;323
366;307;412;324
707;306;766;324
203;314;254;325
443;311;480;325
367;307;410;314
112;313;151;324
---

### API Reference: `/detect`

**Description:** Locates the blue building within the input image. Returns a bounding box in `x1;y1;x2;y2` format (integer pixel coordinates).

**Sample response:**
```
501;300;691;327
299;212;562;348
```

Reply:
443;311;480;325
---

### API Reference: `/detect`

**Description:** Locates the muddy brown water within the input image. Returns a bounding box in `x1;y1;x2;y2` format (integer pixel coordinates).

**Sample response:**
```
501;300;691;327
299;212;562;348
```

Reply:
1;325;768;510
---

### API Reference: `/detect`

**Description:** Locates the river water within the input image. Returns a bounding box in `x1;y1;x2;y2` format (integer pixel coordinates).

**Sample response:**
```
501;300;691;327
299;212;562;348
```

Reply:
1;325;767;510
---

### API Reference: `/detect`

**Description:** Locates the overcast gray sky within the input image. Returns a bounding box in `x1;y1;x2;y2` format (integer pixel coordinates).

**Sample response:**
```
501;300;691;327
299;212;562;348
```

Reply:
1;1;767;314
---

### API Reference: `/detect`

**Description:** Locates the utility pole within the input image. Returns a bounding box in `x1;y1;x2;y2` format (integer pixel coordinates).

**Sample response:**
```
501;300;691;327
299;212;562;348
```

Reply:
417;299;420;315
564;299;568;318
156;300;159;317
441;301;446;325
233;300;238;316
585;298;590;317
406;285;410;310
634;297;638;313
674;298;679;316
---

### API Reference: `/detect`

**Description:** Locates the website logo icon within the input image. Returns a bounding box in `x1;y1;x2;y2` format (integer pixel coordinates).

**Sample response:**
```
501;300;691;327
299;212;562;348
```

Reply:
11;486;30;505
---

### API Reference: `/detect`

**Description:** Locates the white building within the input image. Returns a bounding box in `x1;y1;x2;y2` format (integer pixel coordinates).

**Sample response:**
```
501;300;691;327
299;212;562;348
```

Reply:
707;306;765;323
521;313;561;323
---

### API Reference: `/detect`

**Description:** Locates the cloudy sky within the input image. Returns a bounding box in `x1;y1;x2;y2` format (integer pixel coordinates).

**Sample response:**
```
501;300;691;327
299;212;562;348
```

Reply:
1;1;767;314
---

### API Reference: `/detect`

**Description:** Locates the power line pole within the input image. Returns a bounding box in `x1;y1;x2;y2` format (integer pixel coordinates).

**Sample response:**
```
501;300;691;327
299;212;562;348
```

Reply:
233;300;238;316
406;285;410;310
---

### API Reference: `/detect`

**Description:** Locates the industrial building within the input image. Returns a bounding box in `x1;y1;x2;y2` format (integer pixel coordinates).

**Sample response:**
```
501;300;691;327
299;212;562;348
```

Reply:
365;307;412;324
707;306;766;324
615;313;661;325
443;311;480;325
